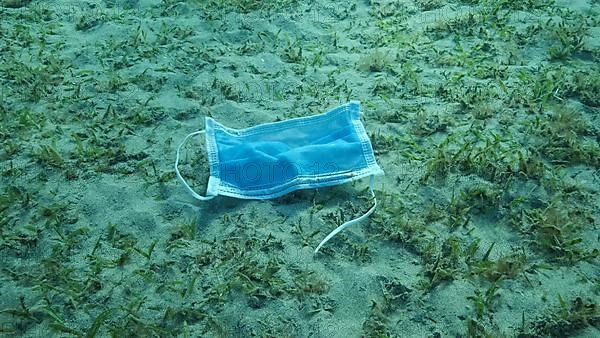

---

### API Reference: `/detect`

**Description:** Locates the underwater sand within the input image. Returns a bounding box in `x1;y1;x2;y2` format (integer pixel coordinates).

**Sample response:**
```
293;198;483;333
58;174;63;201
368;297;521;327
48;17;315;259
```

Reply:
1;0;599;337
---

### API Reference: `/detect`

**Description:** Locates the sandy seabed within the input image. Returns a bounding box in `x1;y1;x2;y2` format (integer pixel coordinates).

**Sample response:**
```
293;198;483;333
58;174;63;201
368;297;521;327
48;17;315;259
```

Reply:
1;0;600;337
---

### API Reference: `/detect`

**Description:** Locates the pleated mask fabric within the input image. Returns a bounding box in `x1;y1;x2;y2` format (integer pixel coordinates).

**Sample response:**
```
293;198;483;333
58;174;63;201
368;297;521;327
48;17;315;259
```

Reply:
175;101;384;252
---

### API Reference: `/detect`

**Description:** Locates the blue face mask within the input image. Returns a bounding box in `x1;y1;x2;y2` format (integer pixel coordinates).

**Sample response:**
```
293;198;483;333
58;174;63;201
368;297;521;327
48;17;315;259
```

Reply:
175;101;384;252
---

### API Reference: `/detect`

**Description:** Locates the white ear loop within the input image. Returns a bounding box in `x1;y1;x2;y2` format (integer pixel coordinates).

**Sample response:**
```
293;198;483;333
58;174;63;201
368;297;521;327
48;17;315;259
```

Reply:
174;130;216;201
314;175;377;253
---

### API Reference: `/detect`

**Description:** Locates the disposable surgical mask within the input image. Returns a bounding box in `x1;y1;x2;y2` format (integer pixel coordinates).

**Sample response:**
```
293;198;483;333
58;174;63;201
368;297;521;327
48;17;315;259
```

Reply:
175;101;384;253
